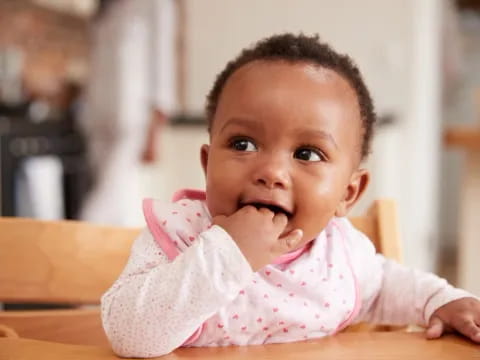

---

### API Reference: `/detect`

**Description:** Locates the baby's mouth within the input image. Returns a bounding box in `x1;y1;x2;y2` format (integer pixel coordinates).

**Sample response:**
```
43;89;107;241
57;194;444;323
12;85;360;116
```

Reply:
239;201;293;218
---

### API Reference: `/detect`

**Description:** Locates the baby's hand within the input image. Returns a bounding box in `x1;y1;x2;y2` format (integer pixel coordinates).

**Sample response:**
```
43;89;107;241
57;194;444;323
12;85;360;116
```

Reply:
426;297;480;343
212;206;303;271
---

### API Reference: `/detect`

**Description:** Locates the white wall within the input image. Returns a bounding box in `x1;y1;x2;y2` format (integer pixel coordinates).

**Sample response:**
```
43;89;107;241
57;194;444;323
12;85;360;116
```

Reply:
400;0;443;271
146;125;209;201
184;0;415;116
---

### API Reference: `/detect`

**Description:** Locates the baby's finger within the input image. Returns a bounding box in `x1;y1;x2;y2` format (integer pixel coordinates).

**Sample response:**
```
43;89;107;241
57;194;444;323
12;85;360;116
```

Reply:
426;316;445;339
473;331;480;343
275;229;303;253
475;317;480;342
257;206;276;219
237;204;257;215
272;212;288;229
452;317;480;343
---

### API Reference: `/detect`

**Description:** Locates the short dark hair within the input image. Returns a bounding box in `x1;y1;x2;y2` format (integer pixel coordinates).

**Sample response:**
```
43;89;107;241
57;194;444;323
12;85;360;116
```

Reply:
205;33;376;159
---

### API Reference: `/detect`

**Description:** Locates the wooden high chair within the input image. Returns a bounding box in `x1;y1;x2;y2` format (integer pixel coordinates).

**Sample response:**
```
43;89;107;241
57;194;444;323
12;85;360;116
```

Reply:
0;199;401;345
349;199;402;263
0;218;140;346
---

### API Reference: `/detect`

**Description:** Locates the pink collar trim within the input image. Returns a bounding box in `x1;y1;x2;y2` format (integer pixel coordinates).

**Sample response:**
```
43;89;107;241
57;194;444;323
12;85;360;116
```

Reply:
271;241;312;265
172;188;207;202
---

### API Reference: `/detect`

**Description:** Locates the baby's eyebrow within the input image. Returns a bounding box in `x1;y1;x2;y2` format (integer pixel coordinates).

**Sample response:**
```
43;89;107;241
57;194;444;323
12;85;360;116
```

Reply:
219;117;264;135
295;129;338;149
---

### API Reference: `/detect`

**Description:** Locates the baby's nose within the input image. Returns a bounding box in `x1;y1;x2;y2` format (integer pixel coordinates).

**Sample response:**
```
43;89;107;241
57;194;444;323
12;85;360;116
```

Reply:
253;155;291;189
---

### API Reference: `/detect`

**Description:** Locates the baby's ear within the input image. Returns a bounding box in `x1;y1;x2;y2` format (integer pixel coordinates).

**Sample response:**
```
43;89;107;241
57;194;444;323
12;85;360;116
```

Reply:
335;168;369;217
200;144;210;176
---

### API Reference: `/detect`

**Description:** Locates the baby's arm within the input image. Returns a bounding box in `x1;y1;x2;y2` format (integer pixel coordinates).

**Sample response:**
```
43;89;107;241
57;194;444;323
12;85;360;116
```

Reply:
101;226;254;358
346;220;475;329
354;253;472;326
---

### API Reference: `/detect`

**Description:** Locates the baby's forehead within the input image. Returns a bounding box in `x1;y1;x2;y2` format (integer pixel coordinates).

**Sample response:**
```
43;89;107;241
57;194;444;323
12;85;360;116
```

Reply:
228;60;348;88
221;61;358;110
213;61;361;126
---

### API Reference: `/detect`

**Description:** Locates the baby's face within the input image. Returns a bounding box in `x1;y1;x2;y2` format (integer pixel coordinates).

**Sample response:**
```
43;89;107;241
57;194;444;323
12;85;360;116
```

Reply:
201;60;368;243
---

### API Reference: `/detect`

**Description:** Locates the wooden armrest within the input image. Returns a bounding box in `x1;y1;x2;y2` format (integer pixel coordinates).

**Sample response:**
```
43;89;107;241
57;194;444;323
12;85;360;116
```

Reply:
0;324;19;338
0;308;108;346
345;322;407;332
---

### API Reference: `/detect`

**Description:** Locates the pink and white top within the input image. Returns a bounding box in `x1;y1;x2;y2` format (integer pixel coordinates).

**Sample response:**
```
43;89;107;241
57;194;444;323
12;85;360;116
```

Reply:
101;189;472;358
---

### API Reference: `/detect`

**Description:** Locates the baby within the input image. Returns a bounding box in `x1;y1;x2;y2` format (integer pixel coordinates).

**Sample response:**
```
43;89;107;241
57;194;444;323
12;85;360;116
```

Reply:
101;33;480;358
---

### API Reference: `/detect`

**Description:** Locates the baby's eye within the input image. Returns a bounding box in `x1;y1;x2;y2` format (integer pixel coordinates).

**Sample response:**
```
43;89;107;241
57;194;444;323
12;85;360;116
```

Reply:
231;138;257;152
294;147;325;162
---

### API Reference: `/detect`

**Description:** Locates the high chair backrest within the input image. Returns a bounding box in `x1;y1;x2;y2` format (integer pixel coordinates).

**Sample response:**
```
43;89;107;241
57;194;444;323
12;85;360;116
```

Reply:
349;199;402;263
0;218;140;304
0;199;401;344
0;218;140;346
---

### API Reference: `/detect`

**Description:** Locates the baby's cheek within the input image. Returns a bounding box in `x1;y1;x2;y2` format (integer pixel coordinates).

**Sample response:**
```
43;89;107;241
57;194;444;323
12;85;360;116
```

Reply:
206;189;236;218
296;205;332;238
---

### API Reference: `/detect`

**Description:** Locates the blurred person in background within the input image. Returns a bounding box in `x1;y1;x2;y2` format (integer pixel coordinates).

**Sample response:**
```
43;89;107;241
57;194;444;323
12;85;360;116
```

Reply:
79;0;177;226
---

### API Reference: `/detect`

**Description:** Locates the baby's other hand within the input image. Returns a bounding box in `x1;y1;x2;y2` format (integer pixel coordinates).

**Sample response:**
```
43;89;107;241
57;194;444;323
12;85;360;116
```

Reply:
426;297;480;343
212;206;303;271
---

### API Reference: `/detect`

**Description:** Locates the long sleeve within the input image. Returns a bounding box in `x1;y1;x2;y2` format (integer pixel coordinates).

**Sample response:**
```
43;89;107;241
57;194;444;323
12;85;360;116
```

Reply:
343;220;474;327
101;225;254;358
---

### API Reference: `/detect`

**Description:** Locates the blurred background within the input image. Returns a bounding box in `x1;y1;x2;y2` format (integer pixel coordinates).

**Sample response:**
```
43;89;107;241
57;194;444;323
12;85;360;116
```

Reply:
0;0;479;294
